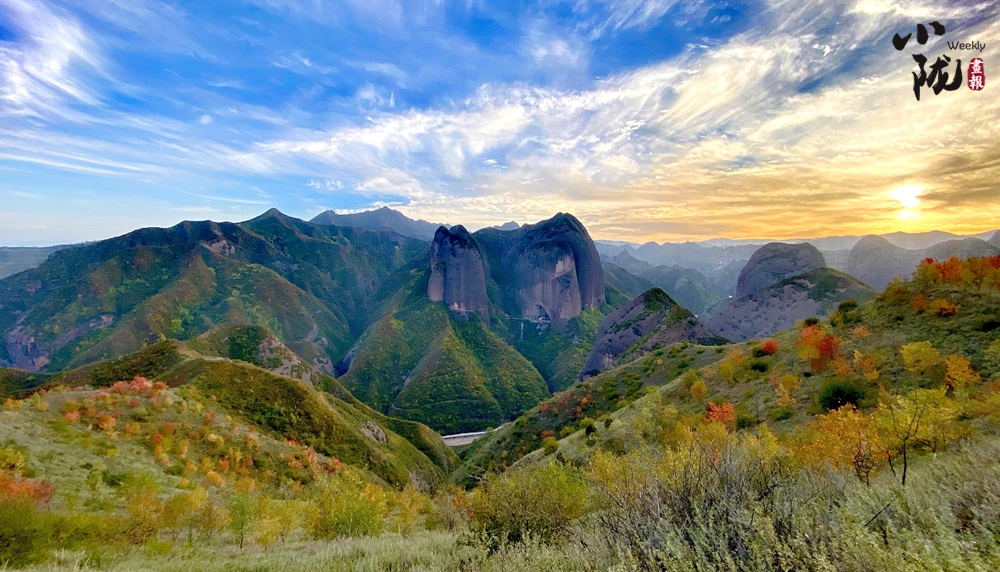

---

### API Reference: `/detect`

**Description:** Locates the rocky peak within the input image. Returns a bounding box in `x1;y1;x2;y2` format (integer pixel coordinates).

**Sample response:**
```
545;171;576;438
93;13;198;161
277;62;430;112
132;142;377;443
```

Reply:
474;213;605;332
580;288;725;378
427;225;491;327
736;242;825;299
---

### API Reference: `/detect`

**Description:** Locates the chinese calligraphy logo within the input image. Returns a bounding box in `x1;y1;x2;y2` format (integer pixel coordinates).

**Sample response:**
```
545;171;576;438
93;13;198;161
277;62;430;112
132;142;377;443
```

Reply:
893;22;962;101
892;22;986;100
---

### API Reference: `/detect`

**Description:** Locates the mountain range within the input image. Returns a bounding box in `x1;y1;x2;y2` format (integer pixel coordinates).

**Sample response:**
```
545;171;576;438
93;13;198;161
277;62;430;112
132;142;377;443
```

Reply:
2;206;997;444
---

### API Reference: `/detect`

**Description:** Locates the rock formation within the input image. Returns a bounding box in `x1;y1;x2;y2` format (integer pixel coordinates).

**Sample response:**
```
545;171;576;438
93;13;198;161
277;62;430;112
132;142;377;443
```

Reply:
427;226;491;327
706;268;874;342
736;242;826;299
580;288;726;378
474;213;605;332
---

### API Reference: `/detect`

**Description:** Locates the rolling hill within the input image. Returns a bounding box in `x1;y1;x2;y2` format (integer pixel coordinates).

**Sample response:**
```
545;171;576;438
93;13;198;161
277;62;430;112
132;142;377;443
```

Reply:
0;329;458;488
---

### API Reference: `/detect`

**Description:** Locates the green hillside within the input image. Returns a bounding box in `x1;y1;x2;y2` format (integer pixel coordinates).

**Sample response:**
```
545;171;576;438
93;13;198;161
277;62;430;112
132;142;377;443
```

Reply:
1;334;458;488
639;264;724;314
0;211;427;374
338;267;549;434
455;256;1000;484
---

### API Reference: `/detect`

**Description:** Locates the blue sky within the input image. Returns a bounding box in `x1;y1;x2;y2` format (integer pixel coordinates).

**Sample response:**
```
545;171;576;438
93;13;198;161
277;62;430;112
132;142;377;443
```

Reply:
1;0;998;245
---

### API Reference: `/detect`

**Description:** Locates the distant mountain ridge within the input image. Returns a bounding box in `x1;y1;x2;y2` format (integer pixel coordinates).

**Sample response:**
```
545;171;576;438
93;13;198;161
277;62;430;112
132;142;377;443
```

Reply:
847;236;1000;290
0;210;427;373
310;206;446;241
0;245;73;280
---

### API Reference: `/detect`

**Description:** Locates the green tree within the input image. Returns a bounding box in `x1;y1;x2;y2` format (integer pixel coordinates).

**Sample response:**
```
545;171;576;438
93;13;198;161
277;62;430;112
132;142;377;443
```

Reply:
226;491;257;550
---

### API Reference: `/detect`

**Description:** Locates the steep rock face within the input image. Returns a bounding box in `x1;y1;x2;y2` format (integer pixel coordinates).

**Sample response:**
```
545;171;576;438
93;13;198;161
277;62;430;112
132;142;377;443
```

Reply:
736;242;826;299
474;213;605;331
580;288;726;378
427;226;491;327
847;236;999;290
846;235;913;290
706;268;875;342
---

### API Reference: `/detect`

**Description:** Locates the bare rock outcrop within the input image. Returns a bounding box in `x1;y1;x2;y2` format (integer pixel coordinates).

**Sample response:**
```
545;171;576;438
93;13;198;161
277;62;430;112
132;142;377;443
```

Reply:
736;242;826;299
474;213;605;332
427;225;491;326
580;288;726;378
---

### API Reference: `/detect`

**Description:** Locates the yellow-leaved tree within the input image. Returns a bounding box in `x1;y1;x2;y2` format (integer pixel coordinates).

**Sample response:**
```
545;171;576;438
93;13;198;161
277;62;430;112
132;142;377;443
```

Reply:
900;341;942;375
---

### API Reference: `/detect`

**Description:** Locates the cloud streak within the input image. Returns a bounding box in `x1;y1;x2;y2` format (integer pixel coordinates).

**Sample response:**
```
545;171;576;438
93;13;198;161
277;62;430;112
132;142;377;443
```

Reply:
0;0;998;245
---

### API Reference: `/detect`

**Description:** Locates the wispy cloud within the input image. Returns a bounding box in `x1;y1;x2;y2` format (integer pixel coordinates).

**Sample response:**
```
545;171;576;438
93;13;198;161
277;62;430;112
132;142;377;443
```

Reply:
1;0;998;245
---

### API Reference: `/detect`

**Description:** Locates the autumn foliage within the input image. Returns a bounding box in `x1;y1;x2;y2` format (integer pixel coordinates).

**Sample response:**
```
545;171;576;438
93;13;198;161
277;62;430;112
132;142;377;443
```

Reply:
915;255;1000;289
796;325;841;372
705;402;736;426
759;339;779;356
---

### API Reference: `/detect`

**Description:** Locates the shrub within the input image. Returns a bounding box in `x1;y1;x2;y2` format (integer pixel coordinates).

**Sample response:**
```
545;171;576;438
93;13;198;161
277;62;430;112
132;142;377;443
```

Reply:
818;380;865;411
928;298;960;317
689;380;708;400
542;437;559;455
309;474;388;539
0;500;51;567
705;402;736;426
760;339;780;356
470;462;589;550
768;406;794;421
900;341;942;374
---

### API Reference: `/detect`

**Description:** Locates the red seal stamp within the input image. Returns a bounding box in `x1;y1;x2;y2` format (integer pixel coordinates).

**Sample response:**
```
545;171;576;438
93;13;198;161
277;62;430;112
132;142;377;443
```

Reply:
968;58;985;91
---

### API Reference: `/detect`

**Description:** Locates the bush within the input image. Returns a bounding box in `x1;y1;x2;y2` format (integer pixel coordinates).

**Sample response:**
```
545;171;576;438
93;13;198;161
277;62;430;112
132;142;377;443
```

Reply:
817;379;865;411
309;474;388;539
470;463;589;550
0;500;51;567
768;406;794;421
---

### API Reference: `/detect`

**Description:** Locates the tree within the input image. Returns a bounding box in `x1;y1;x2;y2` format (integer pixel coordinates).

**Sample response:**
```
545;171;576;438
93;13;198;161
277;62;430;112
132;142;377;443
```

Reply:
944;355;979;390
705;402;736;427
796;325;840;372
226;491;258;549
309;474;388;539
900;341;942;374
874;388;941;486
469;462;589;550
689;380;708;400
794;405;882;484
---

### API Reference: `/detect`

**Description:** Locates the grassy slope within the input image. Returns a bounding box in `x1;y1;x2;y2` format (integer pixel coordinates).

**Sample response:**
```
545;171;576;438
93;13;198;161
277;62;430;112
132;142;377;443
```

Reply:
455;269;1000;484
1;337;457;488
339;266;549;435
525;271;1000;467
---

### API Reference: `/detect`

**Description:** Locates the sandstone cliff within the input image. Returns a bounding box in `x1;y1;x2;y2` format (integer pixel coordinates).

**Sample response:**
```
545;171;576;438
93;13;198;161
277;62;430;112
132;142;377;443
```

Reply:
427;226;491;327
474;213;605;332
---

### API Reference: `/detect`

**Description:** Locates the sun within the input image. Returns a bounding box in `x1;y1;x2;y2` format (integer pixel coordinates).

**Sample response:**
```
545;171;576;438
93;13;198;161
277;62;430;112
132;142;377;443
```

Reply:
889;184;922;209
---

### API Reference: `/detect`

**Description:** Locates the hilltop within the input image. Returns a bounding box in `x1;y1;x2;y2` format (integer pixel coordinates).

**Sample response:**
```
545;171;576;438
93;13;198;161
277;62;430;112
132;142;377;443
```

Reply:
1;327;457;488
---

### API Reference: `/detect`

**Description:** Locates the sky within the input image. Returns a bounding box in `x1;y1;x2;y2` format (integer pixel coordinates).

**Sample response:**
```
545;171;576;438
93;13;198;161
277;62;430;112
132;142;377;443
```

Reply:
0;0;998;246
